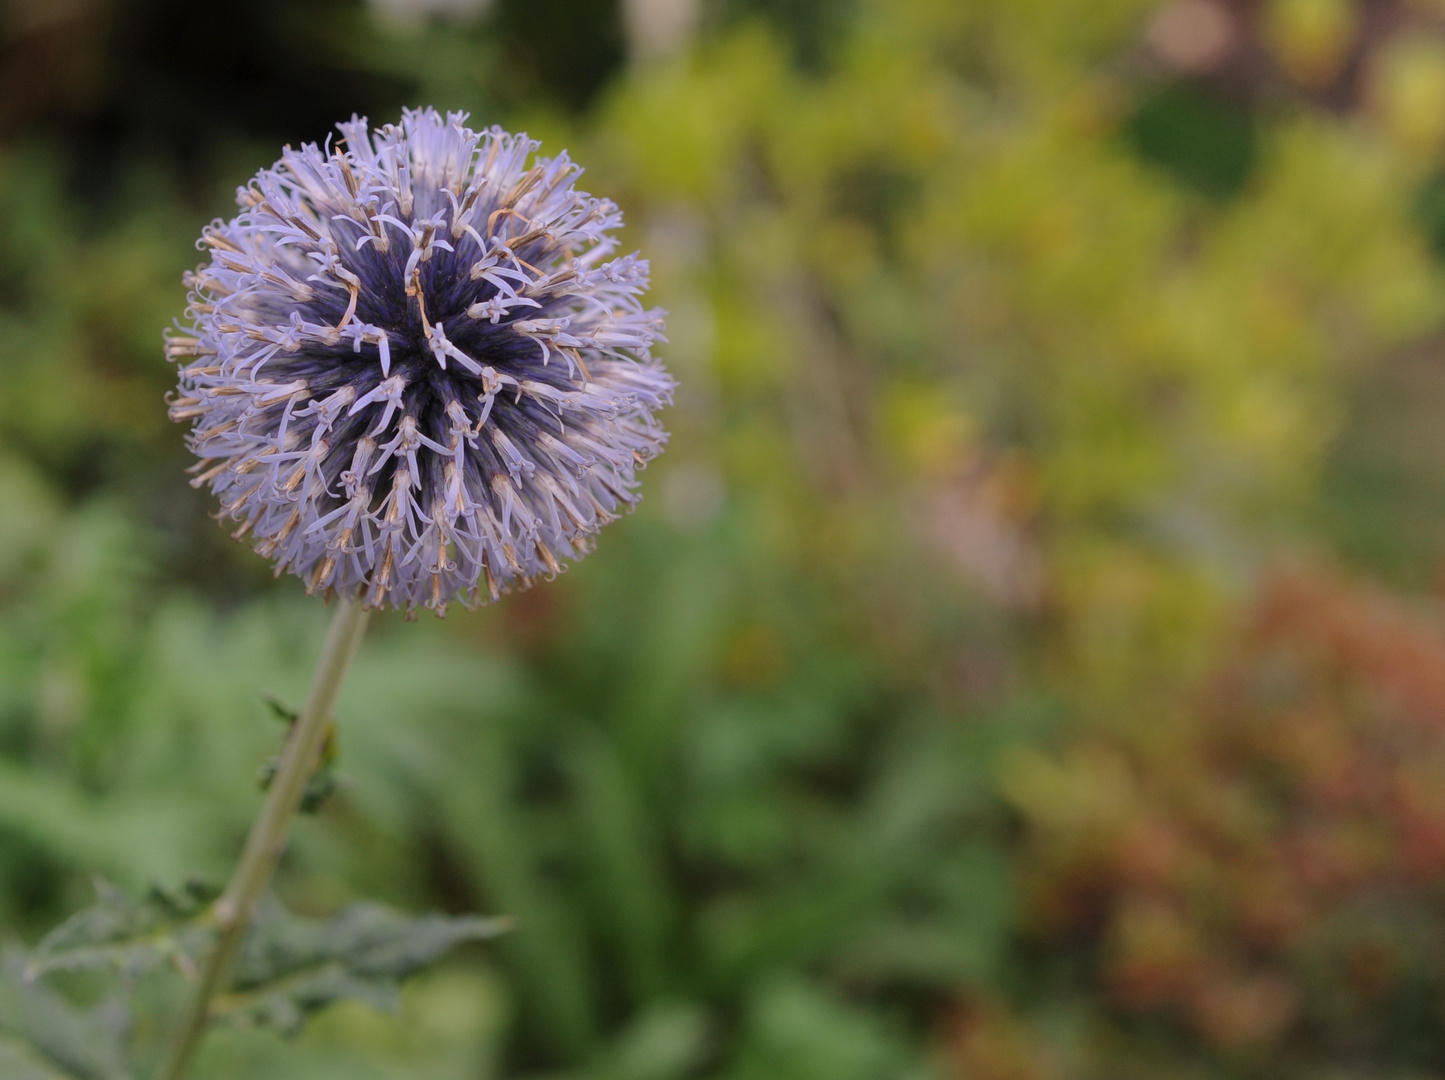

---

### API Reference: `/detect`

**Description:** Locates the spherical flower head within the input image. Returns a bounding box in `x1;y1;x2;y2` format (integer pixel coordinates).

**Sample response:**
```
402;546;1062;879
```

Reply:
166;108;673;614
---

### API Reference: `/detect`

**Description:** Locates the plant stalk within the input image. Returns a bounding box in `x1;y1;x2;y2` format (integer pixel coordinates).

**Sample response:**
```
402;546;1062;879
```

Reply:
157;597;371;1080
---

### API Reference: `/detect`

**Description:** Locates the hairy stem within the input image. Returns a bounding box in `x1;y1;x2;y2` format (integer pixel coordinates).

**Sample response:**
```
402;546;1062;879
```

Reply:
157;597;371;1080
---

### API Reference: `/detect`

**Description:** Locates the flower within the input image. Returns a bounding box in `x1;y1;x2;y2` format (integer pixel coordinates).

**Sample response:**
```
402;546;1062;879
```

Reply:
166;108;673;614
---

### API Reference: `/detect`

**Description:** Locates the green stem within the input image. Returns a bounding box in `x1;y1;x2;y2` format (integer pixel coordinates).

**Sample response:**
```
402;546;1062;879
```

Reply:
156;597;371;1080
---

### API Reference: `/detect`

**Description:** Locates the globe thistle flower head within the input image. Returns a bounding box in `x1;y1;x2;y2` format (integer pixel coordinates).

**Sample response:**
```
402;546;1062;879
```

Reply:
166;108;673;614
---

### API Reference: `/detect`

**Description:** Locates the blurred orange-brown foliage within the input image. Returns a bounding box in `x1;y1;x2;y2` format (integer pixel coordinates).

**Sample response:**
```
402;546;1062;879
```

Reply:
997;563;1445;1072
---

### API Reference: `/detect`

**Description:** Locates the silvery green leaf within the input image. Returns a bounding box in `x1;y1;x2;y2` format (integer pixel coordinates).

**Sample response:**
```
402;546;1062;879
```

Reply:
218;899;510;1036
0;950;130;1080
28;878;217;981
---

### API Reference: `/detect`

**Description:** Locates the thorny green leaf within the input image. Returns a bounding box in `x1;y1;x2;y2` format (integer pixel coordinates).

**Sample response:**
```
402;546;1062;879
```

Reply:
19;879;507;1073
0;950;130;1080
218;899;512;1036
28;878;217;981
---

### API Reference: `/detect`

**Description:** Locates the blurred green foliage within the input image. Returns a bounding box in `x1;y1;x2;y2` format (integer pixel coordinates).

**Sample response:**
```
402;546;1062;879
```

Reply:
5;0;1445;1076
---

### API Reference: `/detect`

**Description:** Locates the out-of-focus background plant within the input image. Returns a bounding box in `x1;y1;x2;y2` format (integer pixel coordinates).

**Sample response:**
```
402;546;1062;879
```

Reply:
5;0;1445;1076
